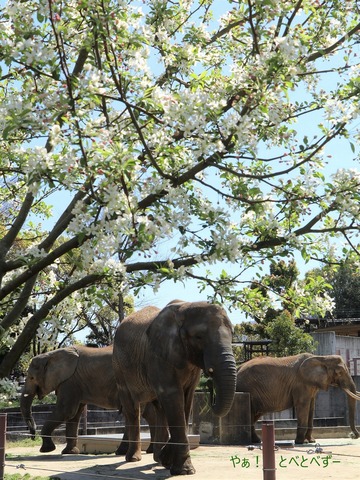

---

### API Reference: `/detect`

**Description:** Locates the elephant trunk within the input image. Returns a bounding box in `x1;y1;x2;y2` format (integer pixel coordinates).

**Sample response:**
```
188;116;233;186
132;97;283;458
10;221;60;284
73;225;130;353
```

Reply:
20;388;37;439
205;348;237;417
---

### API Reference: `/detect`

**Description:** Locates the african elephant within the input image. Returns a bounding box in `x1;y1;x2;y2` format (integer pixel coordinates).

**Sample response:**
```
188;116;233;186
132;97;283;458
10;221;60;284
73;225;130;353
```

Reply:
236;352;360;444
112;301;237;475
20;345;157;454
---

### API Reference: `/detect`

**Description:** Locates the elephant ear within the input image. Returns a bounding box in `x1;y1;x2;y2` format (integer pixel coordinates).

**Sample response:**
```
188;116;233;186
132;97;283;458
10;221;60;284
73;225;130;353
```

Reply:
42;347;80;394
146;304;187;369
299;355;330;390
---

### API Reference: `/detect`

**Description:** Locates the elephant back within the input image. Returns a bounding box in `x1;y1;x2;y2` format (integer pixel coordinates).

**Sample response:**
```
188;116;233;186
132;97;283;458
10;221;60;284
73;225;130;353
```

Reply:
113;306;161;374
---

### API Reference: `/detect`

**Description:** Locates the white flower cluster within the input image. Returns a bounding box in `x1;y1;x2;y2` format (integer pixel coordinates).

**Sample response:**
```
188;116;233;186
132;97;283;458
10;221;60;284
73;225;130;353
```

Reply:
89;257;126;276
14;37;55;65
0;378;20;403
292;283;335;318
274;36;307;61
49;124;63;148
324;98;358;125
152;87;226;136
81;64;110;96
24;246;47;261
22;146;55;190
331;169;360;219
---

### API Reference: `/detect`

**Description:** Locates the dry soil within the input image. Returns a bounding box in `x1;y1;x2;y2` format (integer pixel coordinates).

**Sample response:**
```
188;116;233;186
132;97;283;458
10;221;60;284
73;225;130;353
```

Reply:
4;438;360;480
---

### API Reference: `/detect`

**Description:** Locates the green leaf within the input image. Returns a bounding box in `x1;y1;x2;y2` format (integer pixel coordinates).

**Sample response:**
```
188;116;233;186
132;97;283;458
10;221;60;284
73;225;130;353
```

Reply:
2;125;12;140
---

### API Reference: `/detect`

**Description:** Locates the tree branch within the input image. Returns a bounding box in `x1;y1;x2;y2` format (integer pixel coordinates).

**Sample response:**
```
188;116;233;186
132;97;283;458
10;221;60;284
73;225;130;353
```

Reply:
0;273;102;377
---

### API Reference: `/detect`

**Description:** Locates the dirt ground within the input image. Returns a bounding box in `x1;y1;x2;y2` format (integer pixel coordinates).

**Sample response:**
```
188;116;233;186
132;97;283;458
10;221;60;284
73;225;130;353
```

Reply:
4;438;360;480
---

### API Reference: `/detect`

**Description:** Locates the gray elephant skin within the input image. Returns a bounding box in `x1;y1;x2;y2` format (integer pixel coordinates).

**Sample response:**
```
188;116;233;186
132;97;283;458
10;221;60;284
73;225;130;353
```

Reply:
20;345;156;454
112;301;237;475
236;352;360;444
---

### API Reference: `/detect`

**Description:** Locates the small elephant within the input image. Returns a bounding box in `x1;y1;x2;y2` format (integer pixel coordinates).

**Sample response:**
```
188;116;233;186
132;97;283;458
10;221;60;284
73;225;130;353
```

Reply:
236;352;360;444
112;301;237;475
20;345;157;454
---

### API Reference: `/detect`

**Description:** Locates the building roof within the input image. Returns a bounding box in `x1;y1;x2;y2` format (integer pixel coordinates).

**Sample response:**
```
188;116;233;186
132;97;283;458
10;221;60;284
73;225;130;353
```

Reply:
313;318;360;337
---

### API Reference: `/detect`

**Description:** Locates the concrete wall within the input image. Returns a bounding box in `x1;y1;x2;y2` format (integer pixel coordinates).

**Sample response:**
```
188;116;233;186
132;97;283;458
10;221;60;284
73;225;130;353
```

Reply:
192;392;251;445
312;331;337;355
312;331;360;362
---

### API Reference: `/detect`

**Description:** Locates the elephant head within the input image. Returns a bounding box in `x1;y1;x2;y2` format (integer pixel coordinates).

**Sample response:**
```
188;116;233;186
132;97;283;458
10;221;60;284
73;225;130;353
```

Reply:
147;301;236;417
300;354;360;438
20;347;79;438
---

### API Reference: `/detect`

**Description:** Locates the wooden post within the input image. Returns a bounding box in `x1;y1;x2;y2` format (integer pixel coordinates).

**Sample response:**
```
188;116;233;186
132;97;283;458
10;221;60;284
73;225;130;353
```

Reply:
262;420;276;480
0;414;7;480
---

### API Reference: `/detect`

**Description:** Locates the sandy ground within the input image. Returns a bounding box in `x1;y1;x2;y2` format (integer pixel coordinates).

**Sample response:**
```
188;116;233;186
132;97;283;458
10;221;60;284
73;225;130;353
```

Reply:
4;438;360;480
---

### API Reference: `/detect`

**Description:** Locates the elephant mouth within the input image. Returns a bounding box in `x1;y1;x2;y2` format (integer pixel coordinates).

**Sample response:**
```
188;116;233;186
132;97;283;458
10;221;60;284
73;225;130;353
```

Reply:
344;388;360;401
23;386;43;400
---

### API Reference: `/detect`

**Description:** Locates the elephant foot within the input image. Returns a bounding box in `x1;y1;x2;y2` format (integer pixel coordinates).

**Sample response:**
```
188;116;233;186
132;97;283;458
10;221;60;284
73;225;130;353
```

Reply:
158;444;173;469
40;441;56;453
294;438;306;445
146;442;154;454
125;450;142;462
170;457;196;476
62;446;80;454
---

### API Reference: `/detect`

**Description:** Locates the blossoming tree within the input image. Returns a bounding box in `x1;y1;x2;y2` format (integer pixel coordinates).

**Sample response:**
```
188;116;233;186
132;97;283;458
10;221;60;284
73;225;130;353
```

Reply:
1;0;360;377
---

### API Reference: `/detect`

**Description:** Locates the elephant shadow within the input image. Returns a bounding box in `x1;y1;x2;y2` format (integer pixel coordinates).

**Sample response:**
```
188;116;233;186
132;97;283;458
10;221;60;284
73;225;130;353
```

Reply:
8;452;172;479
55;458;172;479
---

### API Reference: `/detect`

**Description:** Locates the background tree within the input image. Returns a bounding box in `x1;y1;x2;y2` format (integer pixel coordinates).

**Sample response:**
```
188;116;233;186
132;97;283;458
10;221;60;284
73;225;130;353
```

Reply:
1;0;360;377
264;310;315;357
83;293;134;346
235;260;316;356
306;256;360;320
328;262;360;318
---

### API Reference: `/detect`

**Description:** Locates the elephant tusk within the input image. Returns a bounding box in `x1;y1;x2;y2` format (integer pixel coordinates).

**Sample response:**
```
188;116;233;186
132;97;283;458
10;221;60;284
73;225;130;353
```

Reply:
344;388;360;401
208;368;214;374
23;393;29;397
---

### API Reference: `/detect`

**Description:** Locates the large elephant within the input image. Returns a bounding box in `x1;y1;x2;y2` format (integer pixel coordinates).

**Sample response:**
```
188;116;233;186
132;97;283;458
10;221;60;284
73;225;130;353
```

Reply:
236;352;360;444
112;301;237;475
20;345;157;454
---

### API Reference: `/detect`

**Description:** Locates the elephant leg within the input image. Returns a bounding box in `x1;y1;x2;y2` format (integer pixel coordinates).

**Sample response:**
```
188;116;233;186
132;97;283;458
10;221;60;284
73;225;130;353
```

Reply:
40;405;71;453
158;392;195;476
251;414;261;444
40;417;58;452
115;425;130;456
62;404;85;454
118;395;142;462
151;403;169;464
304;397;316;443
146;424;154;454
295;400;311;444
40;396;72;452
142;401;168;457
